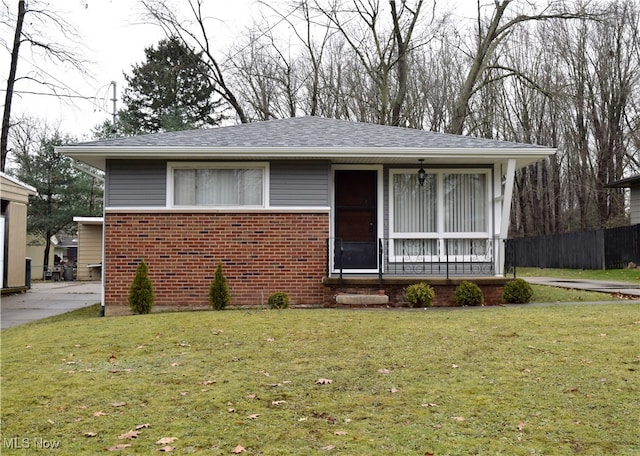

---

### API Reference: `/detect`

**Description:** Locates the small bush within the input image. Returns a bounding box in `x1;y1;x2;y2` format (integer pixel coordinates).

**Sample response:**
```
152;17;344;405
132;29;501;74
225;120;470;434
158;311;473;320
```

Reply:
503;278;533;304
453;281;484;306
209;262;230;311
267;291;290;309
128;260;154;314
404;283;435;307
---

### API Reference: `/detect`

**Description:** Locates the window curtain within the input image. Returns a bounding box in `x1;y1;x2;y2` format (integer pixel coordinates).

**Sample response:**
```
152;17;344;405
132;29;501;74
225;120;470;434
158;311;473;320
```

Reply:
174;168;263;206
443;173;486;233
393;173;437;256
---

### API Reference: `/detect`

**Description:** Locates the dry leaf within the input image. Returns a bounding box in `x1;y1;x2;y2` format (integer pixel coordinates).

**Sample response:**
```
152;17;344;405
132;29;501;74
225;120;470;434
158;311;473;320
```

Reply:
266;338;275;342
517;420;526;431
247;414;260;420
118;430;140;440
155;437;177;445
135;423;150;430
108;444;131;451
421;403;439;408
201;380;216;385
424;452;435;456
378;368;391;374
232;445;246;453
47;419;55;424
228;408;236;413
110;401;127;407
315;378;333;385
271;400;286;406
388;387;400;393
334;430;347;436
452;416;465;422
321;445;336;450
171;363;179;367
93;410;106;417
84;432;97;437
246;394;257;400
159;446;174;452
451;364;459;369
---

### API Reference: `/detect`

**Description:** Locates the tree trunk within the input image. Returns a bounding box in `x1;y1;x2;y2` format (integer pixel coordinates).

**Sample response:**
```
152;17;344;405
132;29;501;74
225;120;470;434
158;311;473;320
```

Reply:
1;0;26;171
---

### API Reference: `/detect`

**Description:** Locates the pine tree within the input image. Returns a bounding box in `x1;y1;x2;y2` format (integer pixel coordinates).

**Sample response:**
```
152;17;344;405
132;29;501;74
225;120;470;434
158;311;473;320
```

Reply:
119;36;224;134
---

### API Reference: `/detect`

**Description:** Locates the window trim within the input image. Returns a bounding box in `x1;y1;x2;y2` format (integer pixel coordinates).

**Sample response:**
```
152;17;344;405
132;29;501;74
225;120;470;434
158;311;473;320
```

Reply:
388;168;492;262
167;161;270;209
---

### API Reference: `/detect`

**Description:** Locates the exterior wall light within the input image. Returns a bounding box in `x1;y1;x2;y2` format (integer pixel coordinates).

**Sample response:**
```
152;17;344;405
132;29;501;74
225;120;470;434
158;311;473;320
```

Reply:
418;159;426;186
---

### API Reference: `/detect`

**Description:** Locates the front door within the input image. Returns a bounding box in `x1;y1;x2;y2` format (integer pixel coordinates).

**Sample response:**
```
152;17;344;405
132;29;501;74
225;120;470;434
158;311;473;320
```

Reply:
334;170;378;270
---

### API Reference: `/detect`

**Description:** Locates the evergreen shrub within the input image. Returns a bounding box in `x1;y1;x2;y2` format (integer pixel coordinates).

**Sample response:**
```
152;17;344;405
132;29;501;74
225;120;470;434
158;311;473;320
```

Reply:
404;283;435;307
128;260;154;314
267;291;290;309
502;278;534;304
209;262;230;311
453;281;484;306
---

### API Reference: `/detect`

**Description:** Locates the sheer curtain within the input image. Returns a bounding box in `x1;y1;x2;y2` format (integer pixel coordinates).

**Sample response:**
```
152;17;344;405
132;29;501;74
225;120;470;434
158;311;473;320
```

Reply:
174;168;263;206
393;173;437;255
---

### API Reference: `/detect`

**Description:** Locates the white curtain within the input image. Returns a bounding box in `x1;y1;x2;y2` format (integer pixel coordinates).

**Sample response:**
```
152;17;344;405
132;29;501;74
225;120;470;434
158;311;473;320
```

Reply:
443;173;486;233
174;168;263;206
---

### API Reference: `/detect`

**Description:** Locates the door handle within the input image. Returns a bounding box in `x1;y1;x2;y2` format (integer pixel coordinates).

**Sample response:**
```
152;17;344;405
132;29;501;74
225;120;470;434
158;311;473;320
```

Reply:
369;222;374;232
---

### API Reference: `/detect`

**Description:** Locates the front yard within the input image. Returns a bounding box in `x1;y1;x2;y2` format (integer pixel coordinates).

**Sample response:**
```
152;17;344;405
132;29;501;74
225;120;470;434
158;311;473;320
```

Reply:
1;304;638;454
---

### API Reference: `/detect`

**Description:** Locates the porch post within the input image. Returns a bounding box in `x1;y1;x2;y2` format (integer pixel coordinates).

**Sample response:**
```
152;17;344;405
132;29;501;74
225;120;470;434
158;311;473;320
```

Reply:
498;159;516;276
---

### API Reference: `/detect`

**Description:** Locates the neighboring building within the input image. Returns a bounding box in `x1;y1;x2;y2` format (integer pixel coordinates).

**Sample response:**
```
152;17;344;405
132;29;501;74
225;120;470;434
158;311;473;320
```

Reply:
25;233;58;280
1;172;36;290
59;116;555;310
607;174;640;224
74;216;103;280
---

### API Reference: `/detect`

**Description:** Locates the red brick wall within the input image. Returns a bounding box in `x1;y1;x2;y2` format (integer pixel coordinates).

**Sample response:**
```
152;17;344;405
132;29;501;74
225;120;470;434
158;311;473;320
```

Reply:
104;212;329;307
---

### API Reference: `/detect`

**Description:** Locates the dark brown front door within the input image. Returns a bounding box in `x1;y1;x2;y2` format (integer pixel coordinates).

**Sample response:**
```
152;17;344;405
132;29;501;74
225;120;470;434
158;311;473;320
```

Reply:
335;170;378;270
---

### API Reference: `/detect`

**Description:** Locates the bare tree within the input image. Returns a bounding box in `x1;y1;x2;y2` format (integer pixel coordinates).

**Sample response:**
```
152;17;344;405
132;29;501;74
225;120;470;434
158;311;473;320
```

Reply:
1;0;88;171
140;0;249;123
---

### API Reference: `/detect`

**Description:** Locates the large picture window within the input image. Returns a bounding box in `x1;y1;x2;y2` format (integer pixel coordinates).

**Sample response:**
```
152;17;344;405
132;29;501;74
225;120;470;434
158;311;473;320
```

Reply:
169;163;267;207
389;169;490;260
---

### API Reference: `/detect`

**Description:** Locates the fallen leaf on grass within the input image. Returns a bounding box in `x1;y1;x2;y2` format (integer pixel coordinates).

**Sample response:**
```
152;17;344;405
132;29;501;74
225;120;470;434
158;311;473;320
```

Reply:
84;432;97;437
110;401;127;407
452;416;465;422
517;420;526;431
231;445;246;453
228;408;236;413
246;394;257;400
93;410;106;417
388;387;400;394
272;400;287;406
247;414;260;420
118;430;140;440
421;403;439;408
158;446;174;452
135;423;150;430
321;445;336;450
378;368;391;374
108;444;131;451
155;437;177;445
47;419;55;424
334;431;347;436
201;379;216;386
315;378;333;385
451;364;459;369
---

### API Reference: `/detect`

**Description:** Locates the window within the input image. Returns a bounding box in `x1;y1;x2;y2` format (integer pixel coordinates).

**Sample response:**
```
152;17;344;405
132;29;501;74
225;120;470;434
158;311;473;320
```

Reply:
389;169;490;260
169;163;267;207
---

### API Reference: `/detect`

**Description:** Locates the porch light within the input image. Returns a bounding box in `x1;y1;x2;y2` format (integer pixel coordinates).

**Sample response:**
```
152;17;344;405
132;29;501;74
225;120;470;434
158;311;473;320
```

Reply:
417;159;426;186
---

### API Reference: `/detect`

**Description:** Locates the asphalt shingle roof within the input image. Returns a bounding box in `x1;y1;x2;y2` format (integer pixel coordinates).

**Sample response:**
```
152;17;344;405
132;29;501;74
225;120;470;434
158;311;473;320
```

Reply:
74;116;548;150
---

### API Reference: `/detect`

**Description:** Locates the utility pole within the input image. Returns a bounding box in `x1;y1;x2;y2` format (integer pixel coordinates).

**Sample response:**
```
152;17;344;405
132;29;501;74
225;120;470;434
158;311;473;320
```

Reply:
110;81;117;135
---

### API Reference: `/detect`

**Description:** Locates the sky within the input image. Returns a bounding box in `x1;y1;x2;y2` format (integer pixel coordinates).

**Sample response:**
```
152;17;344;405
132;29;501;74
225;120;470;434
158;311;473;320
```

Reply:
2;0;477;141
2;0;256;139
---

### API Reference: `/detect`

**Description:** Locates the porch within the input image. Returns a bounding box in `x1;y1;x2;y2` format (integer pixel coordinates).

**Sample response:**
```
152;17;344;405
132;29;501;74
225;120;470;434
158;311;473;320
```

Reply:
324;237;512;307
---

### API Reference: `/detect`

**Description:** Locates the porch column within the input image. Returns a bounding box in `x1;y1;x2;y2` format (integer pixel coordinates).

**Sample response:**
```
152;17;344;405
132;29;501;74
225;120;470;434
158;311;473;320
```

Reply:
497;159;516;275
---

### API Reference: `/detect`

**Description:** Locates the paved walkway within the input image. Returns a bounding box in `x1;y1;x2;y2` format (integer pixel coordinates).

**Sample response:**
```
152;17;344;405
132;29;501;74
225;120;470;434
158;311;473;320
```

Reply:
1;278;638;330
1;281;102;330
524;277;640;297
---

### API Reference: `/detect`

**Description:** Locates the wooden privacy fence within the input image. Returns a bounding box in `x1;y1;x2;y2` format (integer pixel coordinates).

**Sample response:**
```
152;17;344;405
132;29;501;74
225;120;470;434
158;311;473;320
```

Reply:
506;224;639;270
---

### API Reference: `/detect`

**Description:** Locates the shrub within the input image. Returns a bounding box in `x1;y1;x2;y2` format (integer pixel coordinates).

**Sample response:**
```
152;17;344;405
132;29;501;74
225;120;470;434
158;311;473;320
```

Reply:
209;262;230;311
267;291;290;309
502;278;533;304
453;281;484;306
128;260;154;314
404;283;435;307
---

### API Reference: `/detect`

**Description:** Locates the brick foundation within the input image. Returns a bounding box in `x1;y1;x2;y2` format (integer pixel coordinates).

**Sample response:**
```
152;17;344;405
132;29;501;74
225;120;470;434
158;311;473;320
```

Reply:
104;211;329;308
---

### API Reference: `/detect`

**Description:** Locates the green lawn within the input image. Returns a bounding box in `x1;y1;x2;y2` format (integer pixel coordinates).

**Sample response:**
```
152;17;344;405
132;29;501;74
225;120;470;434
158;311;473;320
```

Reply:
2;304;639;455
515;267;640;283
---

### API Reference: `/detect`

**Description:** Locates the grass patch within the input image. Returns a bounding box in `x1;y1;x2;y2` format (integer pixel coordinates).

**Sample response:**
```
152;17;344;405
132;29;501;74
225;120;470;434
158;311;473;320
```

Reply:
2;306;639;454
529;285;624;303
516;267;640;283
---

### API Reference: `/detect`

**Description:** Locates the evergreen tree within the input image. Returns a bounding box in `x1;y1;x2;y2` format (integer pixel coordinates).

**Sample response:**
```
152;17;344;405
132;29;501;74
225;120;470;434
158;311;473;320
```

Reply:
128;260;154;314
10;124;103;276
119;37;224;134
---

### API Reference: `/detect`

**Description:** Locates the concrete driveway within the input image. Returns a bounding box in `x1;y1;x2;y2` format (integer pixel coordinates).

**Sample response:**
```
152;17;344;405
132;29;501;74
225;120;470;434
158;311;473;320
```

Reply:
1;281;102;330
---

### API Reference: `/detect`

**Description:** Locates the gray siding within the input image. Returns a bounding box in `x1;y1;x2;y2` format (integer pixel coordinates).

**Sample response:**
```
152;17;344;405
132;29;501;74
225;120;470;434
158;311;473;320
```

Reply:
270;161;330;206
631;187;640;225
106;160;166;207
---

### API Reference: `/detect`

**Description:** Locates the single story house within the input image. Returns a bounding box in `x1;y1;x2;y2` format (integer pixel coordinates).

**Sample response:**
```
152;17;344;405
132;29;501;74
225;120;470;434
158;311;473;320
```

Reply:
1;172;37;291
73;216;103;281
59;116;555;310
607;174;640;225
